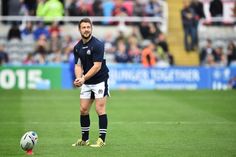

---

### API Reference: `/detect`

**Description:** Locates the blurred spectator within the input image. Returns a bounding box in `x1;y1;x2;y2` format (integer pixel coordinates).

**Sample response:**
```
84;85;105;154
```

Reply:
127;35;141;63
24;0;37;16
145;0;163;17
7;23;22;41
48;21;61;36
156;33;174;65
102;1;115;18
148;23;161;42
7;0;22;16
103;33;116;63
209;0;223;18
101;1;114;25
104;33;116;54
34;34;48;64
21;21;34;42
67;0;79;16
114;39;131;63
200;39;215;65
227;41;236;66
0;44;9;65
33;21;50;40
214;46;227;66
141;40;156;67
233;1;236;18
49;31;62;53
23;53;35;64
228;76;236;89
47;49;62;63
114;31;127;46
36;0;46;17
181;0;196;51
138;21;150;39
122;0;133;16
35;34;49;55
138;21;161;41
19;0;30;16
190;0;205;20
133;0;144;16
93;0;103;16
155;33;168;52
34;53;47;64
130;26;142;41
68;0;92;16
62;35;74;53
36;0;64;23
92;0;104;25
190;0;205;45
62;35;74;62
205;53;216;67
112;0;129;17
77;2;91;16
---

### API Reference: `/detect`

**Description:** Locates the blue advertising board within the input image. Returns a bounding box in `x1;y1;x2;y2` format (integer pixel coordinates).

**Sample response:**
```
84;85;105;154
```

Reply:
108;64;236;90
1;64;235;90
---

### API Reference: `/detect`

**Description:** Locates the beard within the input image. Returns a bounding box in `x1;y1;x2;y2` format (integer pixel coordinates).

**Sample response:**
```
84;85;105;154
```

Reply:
81;32;92;40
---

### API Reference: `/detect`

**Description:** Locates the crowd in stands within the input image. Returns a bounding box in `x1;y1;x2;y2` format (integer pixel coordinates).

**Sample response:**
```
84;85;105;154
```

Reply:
1;0;173;67
181;0;236;67
1;20;75;65
1;0;236;67
5;0;165;18
199;39;236;67
181;0;230;52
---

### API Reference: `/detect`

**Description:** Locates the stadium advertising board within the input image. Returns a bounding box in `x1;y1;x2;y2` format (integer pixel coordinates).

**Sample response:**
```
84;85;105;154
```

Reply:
0;65;62;90
108;64;236;90
0;64;235;90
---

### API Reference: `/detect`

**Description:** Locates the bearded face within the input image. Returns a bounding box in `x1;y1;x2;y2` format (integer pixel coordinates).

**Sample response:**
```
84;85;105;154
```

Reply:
79;22;92;40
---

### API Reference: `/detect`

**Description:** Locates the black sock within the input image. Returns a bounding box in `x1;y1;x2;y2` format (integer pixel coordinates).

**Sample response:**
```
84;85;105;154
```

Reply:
99;114;108;142
80;115;90;141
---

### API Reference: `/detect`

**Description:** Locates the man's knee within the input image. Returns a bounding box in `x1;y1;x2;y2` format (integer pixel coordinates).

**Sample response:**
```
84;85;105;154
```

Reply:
95;103;105;115
80;106;89;115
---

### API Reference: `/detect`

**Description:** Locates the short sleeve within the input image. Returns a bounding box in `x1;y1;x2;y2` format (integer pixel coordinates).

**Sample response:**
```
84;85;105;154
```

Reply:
93;41;104;62
73;46;80;64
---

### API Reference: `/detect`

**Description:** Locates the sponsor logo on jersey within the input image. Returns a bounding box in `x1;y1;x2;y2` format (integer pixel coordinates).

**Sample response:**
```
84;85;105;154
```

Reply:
87;50;91;55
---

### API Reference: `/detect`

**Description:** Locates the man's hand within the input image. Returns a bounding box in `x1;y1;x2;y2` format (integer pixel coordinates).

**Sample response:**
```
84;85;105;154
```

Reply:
73;76;85;87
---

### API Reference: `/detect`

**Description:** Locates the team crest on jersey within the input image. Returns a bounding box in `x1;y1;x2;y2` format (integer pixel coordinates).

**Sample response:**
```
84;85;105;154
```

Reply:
98;89;103;94
86;49;91;55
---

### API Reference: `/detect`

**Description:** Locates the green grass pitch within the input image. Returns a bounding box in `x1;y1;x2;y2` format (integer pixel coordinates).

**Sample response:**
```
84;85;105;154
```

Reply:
0;90;236;157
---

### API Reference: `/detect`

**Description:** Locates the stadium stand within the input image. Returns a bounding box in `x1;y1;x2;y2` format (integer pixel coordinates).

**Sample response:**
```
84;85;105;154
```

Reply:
0;0;171;66
0;0;236;67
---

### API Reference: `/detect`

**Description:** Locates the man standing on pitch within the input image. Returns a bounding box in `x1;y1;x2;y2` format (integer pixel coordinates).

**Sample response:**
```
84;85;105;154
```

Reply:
72;18;109;148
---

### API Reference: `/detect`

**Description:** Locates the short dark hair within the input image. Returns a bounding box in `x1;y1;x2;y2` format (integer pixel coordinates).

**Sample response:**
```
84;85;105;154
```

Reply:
78;18;92;28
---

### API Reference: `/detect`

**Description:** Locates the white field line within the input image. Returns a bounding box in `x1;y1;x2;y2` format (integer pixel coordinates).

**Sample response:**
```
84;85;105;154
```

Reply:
0;97;165;100
0;121;235;125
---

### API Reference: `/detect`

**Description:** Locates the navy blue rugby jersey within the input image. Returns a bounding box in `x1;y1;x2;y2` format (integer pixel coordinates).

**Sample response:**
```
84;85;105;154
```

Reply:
73;36;109;84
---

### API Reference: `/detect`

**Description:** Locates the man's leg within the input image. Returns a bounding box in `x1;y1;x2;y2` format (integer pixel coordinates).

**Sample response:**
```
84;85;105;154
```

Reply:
184;27;190;51
95;97;108;142
90;97;107;147
80;99;93;141
72;98;93;146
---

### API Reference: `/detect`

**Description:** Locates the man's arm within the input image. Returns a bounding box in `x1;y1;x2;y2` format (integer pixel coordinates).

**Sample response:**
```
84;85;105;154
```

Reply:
74;64;83;79
74;64;84;87
84;62;101;80
77;62;102;84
